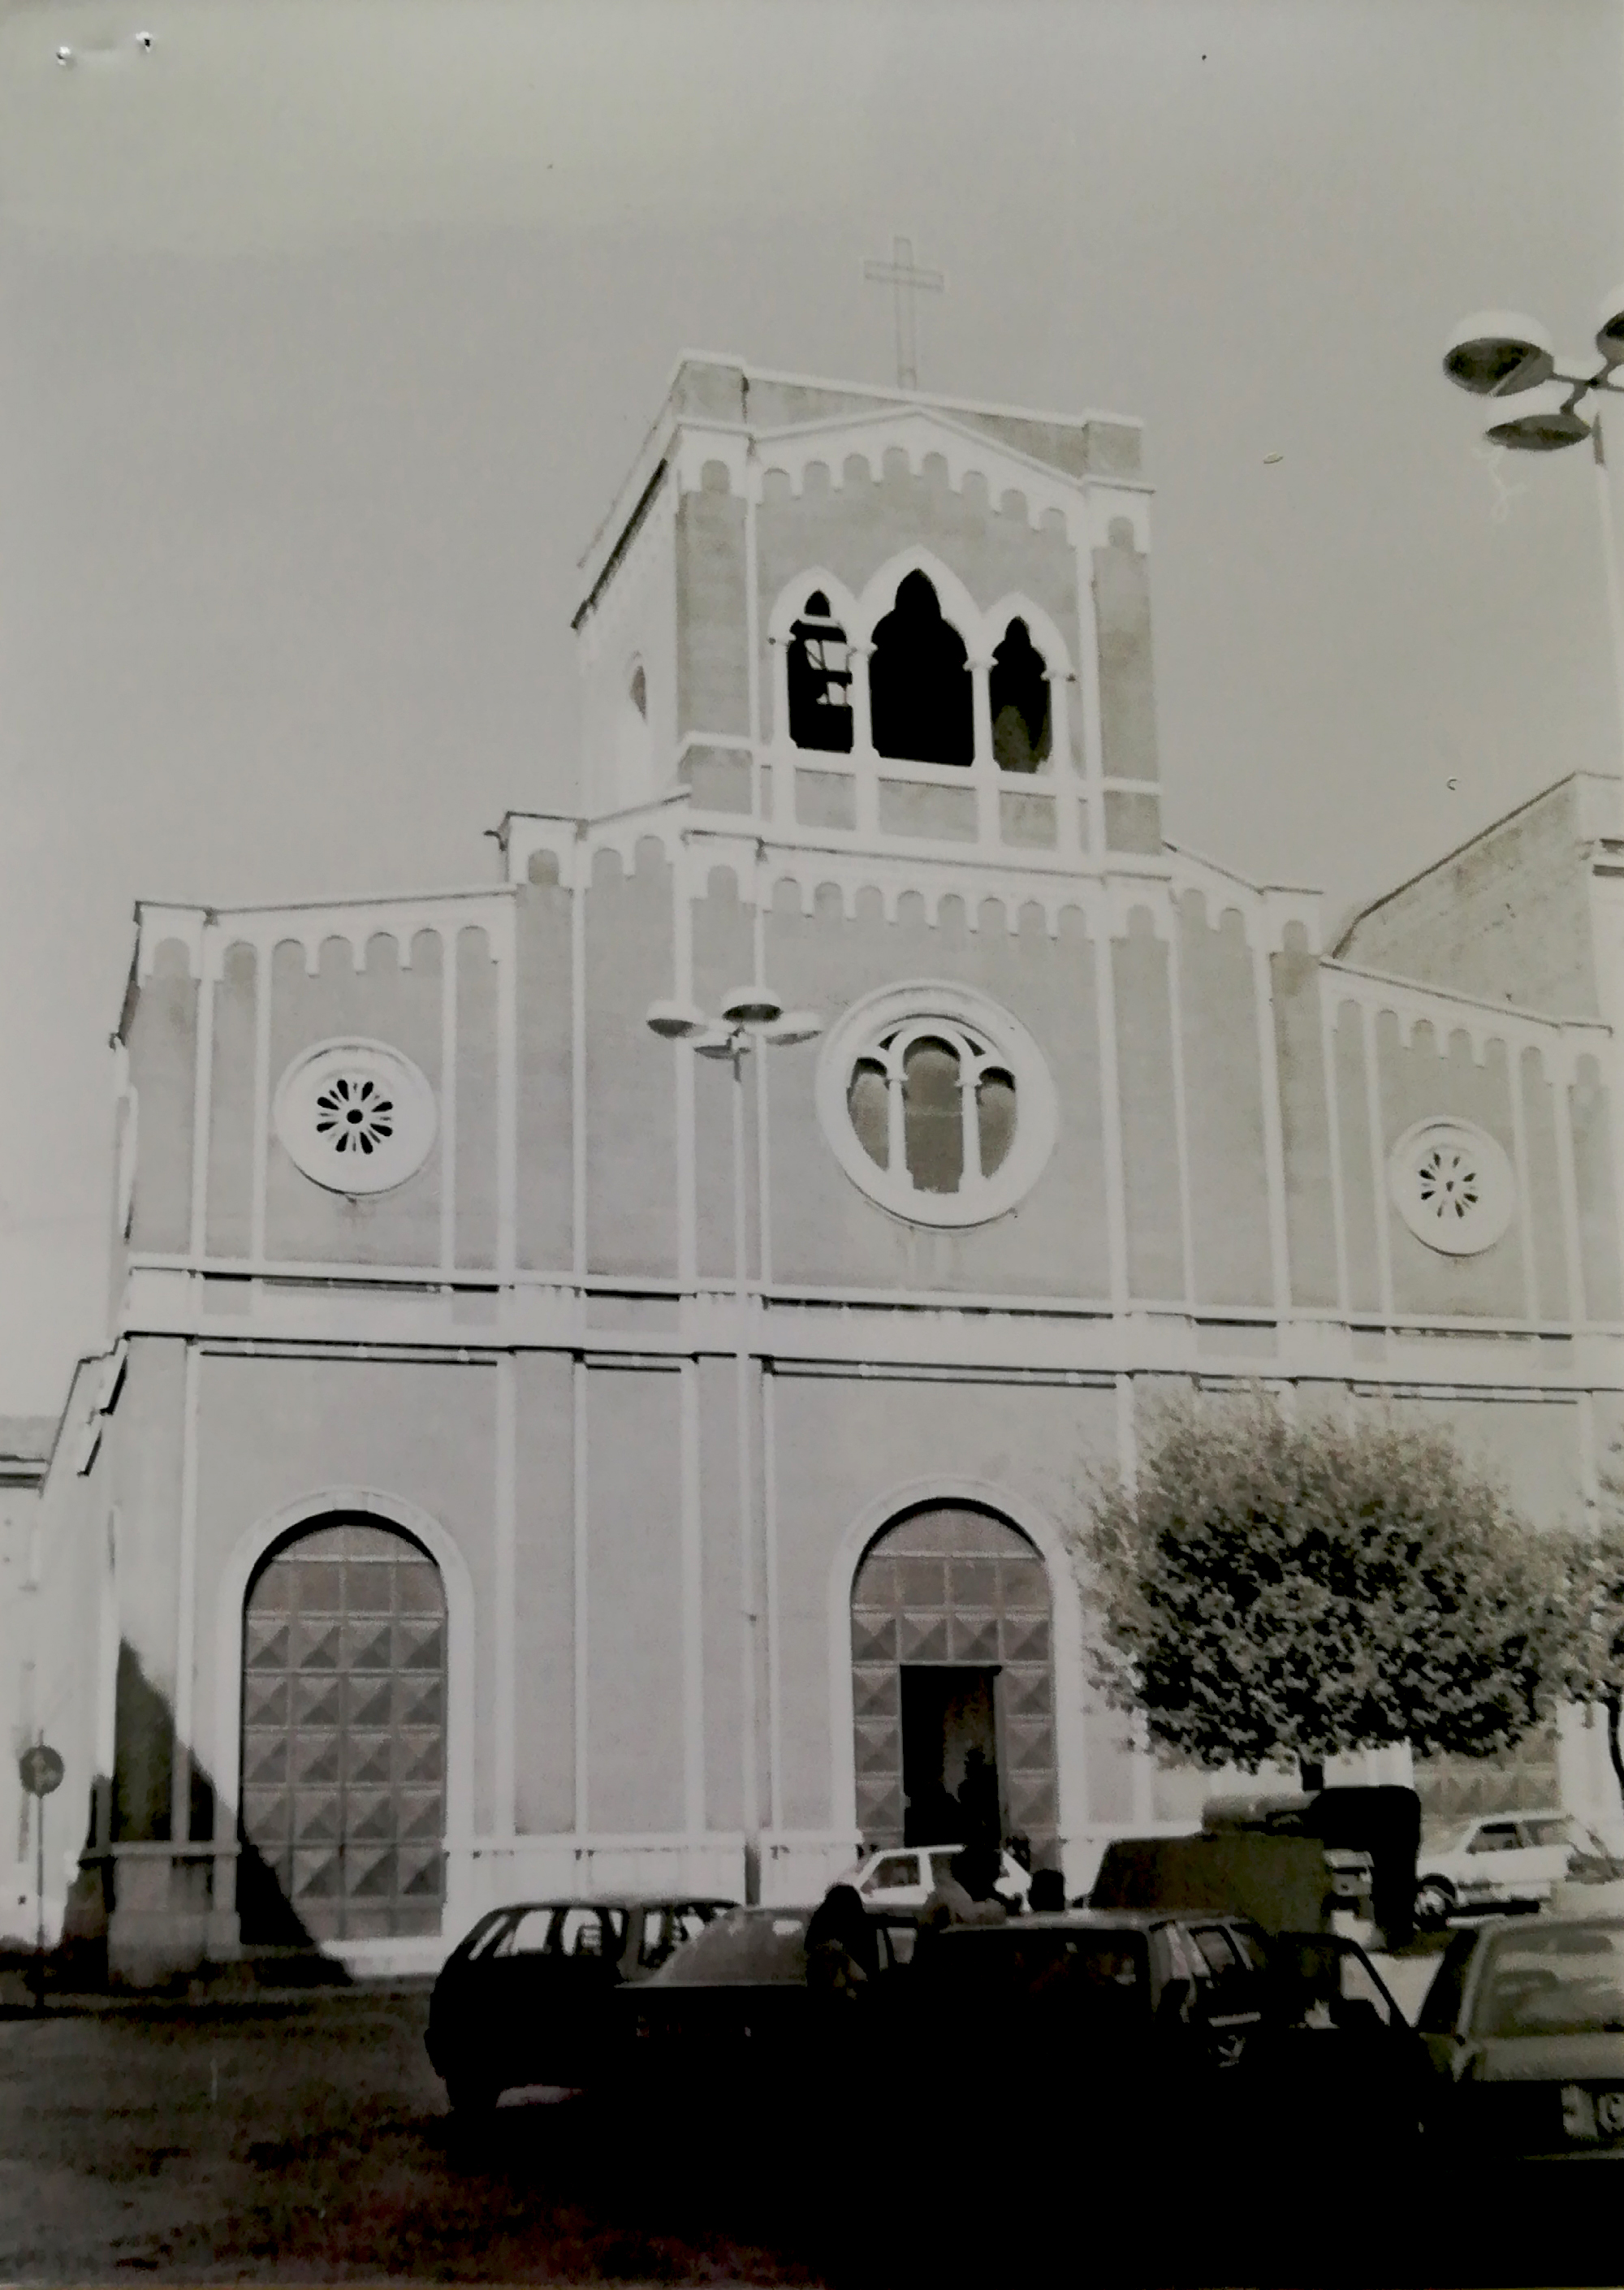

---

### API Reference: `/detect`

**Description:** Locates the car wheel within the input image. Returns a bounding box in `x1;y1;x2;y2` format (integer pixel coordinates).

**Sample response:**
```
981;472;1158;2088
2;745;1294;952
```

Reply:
1413;1877;1456;1929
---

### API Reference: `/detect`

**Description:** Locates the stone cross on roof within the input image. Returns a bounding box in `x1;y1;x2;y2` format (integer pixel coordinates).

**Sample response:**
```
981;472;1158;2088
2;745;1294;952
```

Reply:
862;235;946;392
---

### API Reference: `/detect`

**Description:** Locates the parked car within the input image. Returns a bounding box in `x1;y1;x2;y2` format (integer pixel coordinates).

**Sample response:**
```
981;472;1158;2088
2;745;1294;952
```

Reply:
1415;1812;1622;1926
840;1843;1033;1916
627;1901;915;2088
899;1909;1423;2167
1417;1912;1624;2154
1243;1929;1430;2154
425;1896;735;2111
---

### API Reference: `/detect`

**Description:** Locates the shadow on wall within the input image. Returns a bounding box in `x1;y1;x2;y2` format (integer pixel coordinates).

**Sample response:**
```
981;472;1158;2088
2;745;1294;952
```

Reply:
48;1641;345;1991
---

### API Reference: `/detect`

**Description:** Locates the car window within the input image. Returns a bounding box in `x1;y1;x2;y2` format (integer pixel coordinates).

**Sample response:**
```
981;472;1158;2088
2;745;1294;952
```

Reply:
484;1907;558;1958
675;1906;718;1944
1228;1927;1268;1973
460;1908;526;1961
557;1907;616;1957
1524;1817;1576;1848
1466;1821;1521;1855
1157;1925;1201;1986
1473;1924;1624;2040
929;1852;959;1888
870;1854;919;1890
1190;1927;1242;1979
636;1910;676;1970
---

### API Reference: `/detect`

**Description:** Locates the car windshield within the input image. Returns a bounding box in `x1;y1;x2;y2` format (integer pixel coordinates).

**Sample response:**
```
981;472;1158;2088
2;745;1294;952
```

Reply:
1473;1924;1624;2038
646;1908;811;1987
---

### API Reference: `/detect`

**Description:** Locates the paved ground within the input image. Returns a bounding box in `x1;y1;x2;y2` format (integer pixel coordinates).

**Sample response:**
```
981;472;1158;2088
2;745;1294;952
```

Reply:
0;1990;831;2284
0;1961;1614;2288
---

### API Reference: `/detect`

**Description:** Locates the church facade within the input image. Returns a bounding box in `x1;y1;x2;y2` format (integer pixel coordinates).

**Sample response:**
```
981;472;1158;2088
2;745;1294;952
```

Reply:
18;356;1624;1981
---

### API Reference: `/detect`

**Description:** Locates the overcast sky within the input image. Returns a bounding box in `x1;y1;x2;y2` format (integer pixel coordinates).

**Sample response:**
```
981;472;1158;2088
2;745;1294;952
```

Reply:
1;0;1621;1415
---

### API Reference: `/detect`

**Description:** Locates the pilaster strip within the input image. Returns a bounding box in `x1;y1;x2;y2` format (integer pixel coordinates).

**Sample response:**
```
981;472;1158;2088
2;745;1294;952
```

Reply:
762;1364;783;1838
188;945;215;1261
495;901;518;1280
494;1353;516;1838
571;847;589;1283
1091;914;1131;1312
171;1342;201;1841
572;1354;590;1833
438;926;459;1275
1163;911;1199;1307
680;1360;706;1832
1318;978;1352;1318
1506;1046;1540;1324
1554;1057;1589;1329
1361;1004;1394;1320
249;943;272;1264
1250;939;1293;1315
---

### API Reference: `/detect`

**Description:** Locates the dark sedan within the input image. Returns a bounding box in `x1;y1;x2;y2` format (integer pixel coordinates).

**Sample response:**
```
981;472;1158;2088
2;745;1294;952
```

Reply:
426;1896;734;2111
626;1903;914;2090
1419;1912;1624;2156
897;1911;1424;2167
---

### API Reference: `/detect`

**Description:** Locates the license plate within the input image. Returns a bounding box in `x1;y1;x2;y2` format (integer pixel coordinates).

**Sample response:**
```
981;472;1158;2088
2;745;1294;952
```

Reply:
1561;2085;1624;2141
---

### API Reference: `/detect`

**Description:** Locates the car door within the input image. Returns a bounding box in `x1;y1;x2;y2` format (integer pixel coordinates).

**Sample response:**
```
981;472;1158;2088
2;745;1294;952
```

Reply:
474;1907;562;2085
540;1905;628;2076
1185;1922;1264;2067
1252;1934;1426;2150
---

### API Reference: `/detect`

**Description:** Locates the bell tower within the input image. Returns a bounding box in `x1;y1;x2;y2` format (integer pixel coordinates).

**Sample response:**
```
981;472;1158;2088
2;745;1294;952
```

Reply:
571;354;1164;867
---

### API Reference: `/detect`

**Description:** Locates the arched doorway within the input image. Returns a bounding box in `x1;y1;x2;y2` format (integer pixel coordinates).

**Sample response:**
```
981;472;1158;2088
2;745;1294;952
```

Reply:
240;1517;447;1942
850;1505;1057;1856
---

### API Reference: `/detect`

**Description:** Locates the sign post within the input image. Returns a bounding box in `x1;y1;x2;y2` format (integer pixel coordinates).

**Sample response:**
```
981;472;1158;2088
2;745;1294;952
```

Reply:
19;1744;64;2011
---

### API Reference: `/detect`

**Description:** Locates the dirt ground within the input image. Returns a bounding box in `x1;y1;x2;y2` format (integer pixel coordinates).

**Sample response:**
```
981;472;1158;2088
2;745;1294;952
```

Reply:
0;1988;829;2285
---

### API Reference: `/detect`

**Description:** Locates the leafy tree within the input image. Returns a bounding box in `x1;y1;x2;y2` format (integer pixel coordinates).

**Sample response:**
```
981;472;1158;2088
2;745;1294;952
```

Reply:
1543;1468;1624;1819
1077;1390;1564;1778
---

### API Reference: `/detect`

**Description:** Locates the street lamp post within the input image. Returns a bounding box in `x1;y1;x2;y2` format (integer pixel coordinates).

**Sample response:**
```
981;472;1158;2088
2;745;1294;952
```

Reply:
1442;292;1624;753
646;984;822;1904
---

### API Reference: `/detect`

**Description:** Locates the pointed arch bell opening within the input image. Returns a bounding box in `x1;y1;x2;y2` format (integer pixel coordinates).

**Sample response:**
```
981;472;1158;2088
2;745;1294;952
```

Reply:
867;570;974;768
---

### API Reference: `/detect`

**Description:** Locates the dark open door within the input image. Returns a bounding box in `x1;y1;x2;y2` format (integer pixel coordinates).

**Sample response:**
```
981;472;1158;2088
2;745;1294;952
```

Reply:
901;1665;1001;1844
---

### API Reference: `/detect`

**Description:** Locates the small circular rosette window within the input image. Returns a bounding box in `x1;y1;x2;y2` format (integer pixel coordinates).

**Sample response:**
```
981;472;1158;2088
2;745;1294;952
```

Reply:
274;1039;437;1196
1387;1117;1514;1257
816;981;1057;1228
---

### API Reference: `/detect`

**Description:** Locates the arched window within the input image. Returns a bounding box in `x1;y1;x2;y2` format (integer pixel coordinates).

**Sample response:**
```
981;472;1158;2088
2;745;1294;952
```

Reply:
845;1020;1017;1196
990;618;1052;773
867;571;973;767
821;983;1056;1229
239;1517;446;1944
786;590;853;753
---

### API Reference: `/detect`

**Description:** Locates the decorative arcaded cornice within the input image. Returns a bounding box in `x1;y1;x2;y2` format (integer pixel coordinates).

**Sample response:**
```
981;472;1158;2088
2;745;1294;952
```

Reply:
133;887;517;984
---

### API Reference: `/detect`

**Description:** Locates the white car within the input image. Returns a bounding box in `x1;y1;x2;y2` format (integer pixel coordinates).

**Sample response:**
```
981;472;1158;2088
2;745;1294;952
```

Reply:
1414;1810;1620;1926
841;1844;1034;1916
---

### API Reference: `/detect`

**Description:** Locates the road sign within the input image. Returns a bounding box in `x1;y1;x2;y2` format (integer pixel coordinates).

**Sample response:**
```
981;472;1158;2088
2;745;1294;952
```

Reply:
19;1744;63;1798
